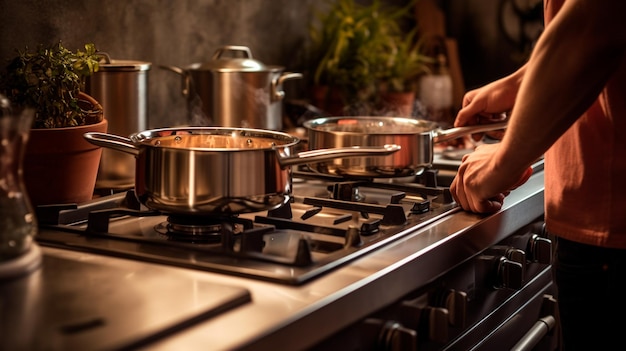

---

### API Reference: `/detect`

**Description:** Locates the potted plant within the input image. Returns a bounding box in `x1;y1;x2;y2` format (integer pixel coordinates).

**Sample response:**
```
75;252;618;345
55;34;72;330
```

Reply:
0;42;108;206
376;29;433;116
307;0;431;116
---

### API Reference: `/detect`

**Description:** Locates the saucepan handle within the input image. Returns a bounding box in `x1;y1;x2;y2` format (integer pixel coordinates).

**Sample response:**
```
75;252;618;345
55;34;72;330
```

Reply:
83;132;140;156
158;65;191;97
278;145;401;168
433;121;508;144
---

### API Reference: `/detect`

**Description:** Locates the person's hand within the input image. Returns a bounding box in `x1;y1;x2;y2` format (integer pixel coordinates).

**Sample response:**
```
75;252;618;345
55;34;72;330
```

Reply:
455;78;517;127
450;143;533;213
467;113;508;145
455;75;519;143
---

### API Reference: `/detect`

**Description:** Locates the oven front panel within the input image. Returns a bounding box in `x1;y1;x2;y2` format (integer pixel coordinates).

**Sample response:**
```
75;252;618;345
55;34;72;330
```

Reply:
308;218;559;351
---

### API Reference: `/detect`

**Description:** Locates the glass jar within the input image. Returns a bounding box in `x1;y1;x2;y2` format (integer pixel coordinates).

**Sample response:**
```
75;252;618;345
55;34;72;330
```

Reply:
0;94;37;261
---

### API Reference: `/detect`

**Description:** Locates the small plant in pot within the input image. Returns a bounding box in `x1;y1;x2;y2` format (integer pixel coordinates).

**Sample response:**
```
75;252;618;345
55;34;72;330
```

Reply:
307;0;432;116
0;42;108;206
375;29;432;116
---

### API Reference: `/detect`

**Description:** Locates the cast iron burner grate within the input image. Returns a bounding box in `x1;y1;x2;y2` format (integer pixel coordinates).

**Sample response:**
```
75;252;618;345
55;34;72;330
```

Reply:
34;174;459;285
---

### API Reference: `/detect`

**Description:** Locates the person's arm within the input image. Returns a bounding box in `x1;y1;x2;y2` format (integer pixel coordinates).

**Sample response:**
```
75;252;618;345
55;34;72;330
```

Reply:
451;0;626;213
496;0;626;180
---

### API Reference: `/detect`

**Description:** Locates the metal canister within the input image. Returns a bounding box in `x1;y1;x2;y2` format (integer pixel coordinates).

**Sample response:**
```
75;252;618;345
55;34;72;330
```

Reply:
86;54;151;189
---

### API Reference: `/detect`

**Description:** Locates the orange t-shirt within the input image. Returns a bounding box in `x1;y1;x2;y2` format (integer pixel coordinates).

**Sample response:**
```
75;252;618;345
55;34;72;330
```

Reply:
543;0;626;248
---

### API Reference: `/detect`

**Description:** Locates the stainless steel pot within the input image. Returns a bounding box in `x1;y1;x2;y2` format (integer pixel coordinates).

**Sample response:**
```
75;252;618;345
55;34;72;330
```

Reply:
83;127;399;215
304;116;507;178
85;53;151;189
162;46;302;130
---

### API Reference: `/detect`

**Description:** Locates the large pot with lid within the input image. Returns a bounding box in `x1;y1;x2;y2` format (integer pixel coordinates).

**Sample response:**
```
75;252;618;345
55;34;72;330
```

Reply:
162;45;302;130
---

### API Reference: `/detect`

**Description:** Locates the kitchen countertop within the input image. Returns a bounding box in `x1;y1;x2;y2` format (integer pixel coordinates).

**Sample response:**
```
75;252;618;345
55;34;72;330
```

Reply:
0;167;544;351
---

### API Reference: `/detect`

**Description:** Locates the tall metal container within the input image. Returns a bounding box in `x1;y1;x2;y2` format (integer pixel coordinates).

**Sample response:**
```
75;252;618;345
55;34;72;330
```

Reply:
86;55;151;189
162;46;301;130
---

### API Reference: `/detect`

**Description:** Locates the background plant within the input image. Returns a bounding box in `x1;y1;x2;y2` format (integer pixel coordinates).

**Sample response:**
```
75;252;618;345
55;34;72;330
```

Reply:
0;42;101;128
380;28;432;93
308;0;430;108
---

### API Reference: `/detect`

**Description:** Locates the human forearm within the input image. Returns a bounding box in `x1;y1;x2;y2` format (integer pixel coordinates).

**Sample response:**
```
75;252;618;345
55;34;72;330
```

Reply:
494;0;626;179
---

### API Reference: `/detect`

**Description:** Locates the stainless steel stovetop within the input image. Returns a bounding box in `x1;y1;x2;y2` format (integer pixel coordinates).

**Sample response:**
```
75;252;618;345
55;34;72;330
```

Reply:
34;169;458;285
1;156;547;351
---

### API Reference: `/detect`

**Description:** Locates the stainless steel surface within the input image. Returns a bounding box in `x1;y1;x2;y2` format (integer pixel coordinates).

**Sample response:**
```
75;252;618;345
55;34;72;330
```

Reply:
85;56;151;189
304;116;507;178
0;247;250;350
511;315;557;351
440;274;556;350
84;127;399;215
162;45;302;130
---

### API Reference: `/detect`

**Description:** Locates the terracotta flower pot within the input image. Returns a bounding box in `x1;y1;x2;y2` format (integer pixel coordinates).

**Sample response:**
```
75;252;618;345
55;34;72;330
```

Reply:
311;85;347;116
23;118;108;206
379;91;416;117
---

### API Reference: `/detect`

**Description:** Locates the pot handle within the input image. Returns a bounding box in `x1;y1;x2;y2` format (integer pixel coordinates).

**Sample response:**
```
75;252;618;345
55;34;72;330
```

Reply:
272;72;303;102
159;65;191;97
83;132;140;156
433;121;508;144
212;45;253;60
277;144;401;168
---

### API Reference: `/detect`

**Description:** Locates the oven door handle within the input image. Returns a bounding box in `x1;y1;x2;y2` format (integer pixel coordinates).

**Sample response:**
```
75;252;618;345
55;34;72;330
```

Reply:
510;315;556;351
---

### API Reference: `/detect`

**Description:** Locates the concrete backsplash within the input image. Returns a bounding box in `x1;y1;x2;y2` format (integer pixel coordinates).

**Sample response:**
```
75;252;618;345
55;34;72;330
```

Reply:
0;0;323;129
0;0;542;130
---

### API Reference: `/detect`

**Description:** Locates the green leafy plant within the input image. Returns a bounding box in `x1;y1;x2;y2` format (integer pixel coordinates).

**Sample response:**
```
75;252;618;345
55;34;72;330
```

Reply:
0;42;102;128
380;28;432;93
308;0;431;108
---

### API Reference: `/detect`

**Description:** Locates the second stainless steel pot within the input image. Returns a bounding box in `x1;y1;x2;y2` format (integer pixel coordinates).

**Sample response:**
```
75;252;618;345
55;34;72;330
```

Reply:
162;46;302;130
304;116;507;178
84;127;399;215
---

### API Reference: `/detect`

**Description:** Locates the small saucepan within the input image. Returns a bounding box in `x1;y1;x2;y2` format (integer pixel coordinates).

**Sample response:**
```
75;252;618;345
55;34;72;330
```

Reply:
303;116;507;178
84;127;399;215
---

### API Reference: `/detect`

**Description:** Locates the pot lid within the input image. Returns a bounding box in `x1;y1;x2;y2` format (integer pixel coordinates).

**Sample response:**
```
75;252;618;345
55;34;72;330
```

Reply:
192;45;274;72
96;53;151;71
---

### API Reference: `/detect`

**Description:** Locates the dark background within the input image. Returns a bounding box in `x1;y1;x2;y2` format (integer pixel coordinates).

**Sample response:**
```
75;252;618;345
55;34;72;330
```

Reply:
0;0;543;129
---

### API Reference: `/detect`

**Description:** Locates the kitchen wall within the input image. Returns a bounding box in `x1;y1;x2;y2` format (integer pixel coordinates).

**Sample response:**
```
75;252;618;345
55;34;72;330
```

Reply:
442;0;543;90
0;0;324;128
0;0;542;129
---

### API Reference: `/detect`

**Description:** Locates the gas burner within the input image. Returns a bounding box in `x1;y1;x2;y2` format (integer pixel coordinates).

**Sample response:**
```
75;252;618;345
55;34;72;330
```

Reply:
328;182;366;202
155;215;243;243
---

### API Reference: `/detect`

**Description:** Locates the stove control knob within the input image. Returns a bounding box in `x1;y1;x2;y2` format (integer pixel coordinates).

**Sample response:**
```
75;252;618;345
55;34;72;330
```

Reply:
528;234;552;264
490;245;526;265
444;289;467;328
400;294;449;344
488;246;526;281
496;256;524;289
362;319;417;351
506;248;526;265
380;320;418;351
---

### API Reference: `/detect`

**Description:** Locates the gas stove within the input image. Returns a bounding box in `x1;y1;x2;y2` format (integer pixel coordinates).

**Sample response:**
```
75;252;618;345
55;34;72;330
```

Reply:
34;169;458;285
2;156;554;351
